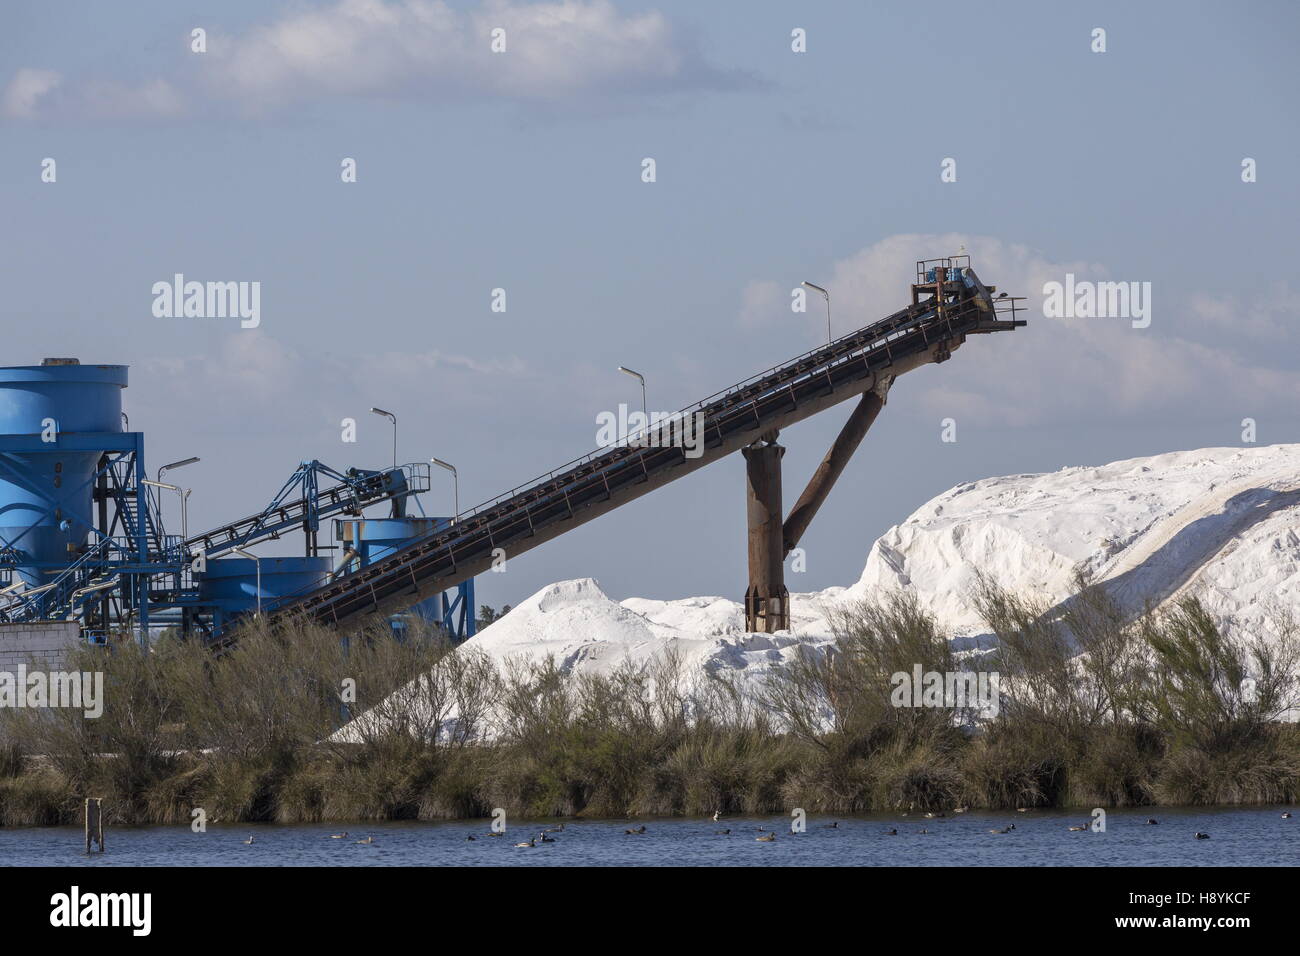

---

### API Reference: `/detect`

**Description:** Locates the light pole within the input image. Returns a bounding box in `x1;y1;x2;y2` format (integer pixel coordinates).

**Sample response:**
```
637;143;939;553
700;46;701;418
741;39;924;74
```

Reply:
370;407;397;468
141;479;191;544
430;457;458;524
157;456;199;483
232;547;262;616
801;281;831;345
152;458;199;541
617;366;646;444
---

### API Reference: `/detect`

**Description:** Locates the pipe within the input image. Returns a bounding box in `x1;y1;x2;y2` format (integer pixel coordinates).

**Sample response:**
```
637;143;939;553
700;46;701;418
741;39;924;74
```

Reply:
330;547;359;581
66;577;119;622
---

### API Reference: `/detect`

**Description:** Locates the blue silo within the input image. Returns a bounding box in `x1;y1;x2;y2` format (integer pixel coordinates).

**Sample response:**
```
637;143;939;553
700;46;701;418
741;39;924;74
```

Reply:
335;516;476;640
337;516;443;565
0;359;127;586
196;556;333;627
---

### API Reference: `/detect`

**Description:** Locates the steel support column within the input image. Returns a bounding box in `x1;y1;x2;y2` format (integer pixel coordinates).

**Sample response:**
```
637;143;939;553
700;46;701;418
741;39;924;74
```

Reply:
743;437;788;633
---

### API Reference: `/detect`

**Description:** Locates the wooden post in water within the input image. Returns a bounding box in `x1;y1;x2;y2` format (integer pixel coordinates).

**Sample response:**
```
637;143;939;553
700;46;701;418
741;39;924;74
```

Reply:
84;797;104;853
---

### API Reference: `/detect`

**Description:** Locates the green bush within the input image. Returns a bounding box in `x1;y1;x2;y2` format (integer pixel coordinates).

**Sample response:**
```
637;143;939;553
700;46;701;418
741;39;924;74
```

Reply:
2;588;1297;825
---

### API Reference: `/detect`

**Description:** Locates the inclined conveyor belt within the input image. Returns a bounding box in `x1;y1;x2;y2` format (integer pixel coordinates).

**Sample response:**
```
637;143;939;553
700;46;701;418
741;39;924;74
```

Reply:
254;265;1022;633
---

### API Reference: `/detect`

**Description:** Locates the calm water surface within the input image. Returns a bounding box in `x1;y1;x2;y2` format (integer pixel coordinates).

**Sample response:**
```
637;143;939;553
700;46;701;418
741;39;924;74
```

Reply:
2;807;1296;866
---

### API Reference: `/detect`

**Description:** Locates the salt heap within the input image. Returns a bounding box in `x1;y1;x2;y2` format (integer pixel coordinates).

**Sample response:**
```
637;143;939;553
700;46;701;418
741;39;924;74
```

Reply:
467;577;839;703
342;444;1300;735
846;444;1300;641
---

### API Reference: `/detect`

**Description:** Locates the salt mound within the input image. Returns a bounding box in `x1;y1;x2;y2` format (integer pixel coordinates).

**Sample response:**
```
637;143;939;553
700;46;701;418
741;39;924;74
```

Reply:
340;444;1300;738
851;444;1300;640
467;577;836;686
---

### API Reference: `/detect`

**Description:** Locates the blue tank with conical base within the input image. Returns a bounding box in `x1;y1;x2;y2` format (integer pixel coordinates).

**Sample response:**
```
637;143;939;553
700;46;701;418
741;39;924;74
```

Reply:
0;360;127;587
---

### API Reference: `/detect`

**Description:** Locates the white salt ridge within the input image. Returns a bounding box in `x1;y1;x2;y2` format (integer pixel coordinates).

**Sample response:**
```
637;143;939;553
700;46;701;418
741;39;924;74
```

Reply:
470;579;837;702
474;445;1300;670
342;444;1300;737
847;444;1300;641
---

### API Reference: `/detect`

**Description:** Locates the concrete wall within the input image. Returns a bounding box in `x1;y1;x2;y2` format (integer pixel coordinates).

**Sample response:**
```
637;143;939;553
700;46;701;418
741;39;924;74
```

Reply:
0;621;82;671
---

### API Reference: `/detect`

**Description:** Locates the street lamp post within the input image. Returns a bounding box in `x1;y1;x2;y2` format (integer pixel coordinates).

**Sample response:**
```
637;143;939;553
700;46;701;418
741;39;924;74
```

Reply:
617;366;647;445
801;281;831;345
430;457;459;524
150;457;199;549
157;456;200;484
370;407;397;468
141;479;191;544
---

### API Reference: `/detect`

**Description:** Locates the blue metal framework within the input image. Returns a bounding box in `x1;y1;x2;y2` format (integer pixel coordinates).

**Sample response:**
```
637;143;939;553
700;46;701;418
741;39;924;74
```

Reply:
0;432;165;634
186;460;429;557
0;442;477;643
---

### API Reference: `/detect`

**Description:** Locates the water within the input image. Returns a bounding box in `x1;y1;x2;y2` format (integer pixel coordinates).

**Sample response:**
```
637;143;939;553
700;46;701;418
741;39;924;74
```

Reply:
1;807;1295;866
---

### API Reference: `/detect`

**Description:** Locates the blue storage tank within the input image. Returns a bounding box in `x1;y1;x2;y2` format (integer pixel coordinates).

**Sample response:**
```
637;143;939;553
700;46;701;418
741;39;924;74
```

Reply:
196;556;332;617
0;360;127;586
335;516;474;639
336;516;445;566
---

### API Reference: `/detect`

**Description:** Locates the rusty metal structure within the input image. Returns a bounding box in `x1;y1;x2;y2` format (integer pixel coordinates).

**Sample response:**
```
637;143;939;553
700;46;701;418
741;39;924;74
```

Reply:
249;256;1023;639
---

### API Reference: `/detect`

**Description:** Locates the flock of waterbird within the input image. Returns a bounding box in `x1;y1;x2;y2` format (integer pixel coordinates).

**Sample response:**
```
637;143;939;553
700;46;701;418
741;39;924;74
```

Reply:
237;809;1294;848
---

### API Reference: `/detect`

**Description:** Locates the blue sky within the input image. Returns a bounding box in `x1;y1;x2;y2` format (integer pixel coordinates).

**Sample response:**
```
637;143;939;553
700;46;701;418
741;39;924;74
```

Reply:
3;0;1297;610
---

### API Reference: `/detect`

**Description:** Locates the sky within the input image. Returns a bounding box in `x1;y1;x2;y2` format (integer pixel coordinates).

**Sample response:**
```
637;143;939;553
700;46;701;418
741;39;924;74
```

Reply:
2;0;1297;613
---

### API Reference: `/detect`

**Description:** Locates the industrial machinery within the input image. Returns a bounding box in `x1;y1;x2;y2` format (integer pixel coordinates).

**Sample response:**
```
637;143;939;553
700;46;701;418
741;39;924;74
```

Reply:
1;257;1021;649
0;361;475;642
270;256;1024;636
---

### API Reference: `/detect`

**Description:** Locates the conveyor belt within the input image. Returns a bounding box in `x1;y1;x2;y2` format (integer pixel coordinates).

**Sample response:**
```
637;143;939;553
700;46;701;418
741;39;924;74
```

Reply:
185;461;423;555
260;263;1023;632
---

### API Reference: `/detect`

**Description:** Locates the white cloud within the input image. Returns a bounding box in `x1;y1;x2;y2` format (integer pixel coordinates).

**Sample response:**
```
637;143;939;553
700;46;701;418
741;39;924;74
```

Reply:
138;334;534;427
2;68;62;118
205;0;735;109
80;78;186;119
1188;283;1293;341
746;233;1300;428
4;0;742;120
3;68;184;121
140;332;305;405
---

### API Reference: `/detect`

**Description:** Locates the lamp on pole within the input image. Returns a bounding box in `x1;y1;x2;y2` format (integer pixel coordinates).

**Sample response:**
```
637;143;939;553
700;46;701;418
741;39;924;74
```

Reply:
231;547;262;617
141;479;191;544
430;457;459;524
151;458;199;540
801;281;831;345
617;366;647;444
370;407;397;468
157;456;199;483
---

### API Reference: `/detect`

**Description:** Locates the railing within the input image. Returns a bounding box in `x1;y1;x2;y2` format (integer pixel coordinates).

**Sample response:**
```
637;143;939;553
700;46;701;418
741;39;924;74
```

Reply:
0;532;186;623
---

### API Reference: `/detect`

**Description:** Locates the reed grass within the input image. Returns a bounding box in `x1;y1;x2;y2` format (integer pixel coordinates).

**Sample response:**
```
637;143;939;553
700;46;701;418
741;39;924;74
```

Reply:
1;586;1297;825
